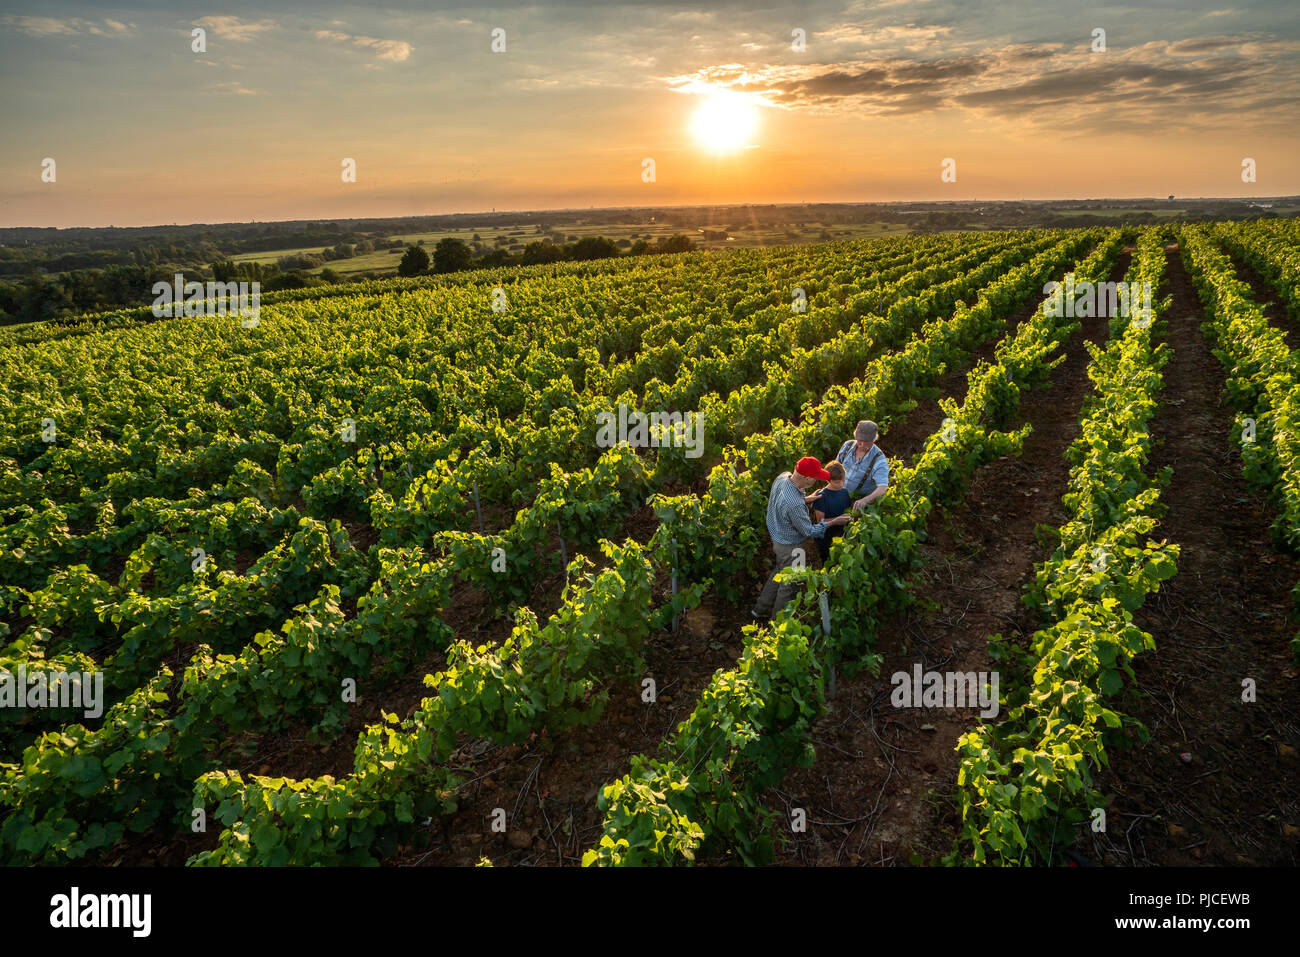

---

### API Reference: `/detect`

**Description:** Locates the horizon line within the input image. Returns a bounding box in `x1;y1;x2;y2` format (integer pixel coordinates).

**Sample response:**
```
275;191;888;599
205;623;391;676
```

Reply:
4;194;1296;234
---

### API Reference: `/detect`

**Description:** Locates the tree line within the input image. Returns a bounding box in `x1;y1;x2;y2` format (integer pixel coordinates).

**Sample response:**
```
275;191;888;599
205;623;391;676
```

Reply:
398;234;696;277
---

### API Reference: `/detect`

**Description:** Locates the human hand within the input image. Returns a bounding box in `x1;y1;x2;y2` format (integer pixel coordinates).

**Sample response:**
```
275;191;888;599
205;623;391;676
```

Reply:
832;514;851;526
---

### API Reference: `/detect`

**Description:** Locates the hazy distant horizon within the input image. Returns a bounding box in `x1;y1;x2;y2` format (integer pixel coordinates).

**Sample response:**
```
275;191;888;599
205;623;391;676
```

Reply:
3;192;1298;235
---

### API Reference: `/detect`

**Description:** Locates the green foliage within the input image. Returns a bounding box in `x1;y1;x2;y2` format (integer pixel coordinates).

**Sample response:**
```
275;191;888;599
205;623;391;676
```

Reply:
191;540;660;864
953;227;1179;865
397;244;429;277
585;228;1128;865
1183;224;1300;658
432;237;474;274
8;225;1209;869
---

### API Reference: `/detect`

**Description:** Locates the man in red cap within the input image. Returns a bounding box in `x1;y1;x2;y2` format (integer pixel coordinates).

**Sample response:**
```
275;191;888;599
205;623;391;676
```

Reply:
752;456;851;621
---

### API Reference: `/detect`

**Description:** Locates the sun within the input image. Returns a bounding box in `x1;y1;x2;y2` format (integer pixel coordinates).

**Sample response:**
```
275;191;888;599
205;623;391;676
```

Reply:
690;90;759;153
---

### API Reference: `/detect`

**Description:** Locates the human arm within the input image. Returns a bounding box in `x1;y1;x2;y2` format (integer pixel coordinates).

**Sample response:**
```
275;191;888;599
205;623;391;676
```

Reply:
778;482;829;540
852;453;890;510
854;485;888;509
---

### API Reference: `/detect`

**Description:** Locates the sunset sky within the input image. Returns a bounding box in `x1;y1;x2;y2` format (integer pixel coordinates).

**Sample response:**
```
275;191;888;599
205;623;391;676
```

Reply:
2;0;1297;228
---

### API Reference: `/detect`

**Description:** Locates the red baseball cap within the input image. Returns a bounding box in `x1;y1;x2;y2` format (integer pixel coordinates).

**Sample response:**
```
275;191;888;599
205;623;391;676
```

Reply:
795;456;831;481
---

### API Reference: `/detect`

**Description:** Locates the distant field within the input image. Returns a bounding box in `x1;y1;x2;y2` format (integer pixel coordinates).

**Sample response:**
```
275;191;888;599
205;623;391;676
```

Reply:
1053;204;1300;219
1053;207;1190;219
228;220;914;277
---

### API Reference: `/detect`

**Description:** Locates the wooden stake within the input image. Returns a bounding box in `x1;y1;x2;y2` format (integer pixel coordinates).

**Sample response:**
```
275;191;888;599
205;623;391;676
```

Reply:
670;538;679;634
472;482;485;534
820;592;835;699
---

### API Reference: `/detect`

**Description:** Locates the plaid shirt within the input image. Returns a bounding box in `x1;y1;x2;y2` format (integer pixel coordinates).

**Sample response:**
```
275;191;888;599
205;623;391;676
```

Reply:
765;472;828;546
836;440;889;497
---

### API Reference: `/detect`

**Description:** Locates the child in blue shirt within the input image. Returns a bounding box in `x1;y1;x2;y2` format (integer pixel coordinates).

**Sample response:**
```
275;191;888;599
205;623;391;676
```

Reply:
811;461;852;562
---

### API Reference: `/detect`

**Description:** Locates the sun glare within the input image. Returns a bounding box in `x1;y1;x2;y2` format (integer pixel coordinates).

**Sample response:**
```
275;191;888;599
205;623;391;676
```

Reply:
691;90;759;153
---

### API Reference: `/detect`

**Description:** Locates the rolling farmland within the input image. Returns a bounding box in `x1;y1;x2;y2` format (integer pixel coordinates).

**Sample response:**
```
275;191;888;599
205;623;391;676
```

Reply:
2;222;1297;867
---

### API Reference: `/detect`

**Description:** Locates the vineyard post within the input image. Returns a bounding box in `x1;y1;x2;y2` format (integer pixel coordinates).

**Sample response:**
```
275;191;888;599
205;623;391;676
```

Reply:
670;537;679;634
557;522;567;575
472;482;485;534
820;592;835;698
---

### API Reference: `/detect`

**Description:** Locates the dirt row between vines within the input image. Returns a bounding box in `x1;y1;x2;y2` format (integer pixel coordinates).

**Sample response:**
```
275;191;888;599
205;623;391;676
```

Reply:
757;252;1131;866
1085;247;1300;866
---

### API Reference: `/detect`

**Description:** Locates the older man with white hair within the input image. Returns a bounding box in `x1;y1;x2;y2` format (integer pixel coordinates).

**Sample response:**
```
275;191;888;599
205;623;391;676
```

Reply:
835;420;890;510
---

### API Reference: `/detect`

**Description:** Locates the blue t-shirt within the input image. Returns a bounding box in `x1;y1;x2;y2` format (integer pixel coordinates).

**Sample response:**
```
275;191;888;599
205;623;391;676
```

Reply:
814;487;852;521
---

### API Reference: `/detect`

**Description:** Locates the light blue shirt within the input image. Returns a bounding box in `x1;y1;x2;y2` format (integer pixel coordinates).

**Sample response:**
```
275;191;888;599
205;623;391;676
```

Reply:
836;440;889;496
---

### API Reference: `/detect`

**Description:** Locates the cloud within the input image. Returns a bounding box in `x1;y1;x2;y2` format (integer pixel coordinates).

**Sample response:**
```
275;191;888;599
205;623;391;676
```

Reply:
0;15;78;36
193;16;277;42
207;81;263;95
314;29;412;62
517;77;561;89
821;23;954;50
668;11;715;23
845;0;936;8
665;34;1300;133
1;15;134;37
